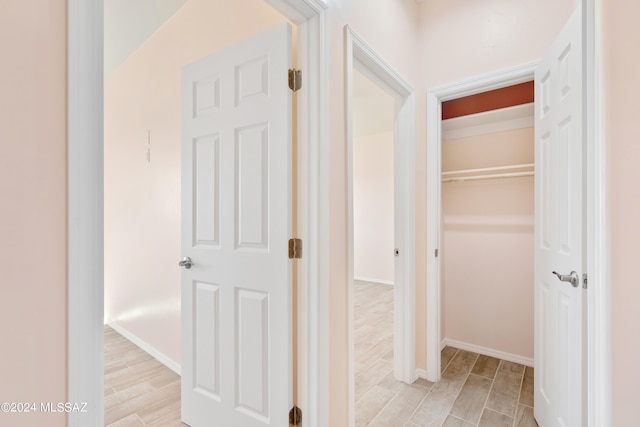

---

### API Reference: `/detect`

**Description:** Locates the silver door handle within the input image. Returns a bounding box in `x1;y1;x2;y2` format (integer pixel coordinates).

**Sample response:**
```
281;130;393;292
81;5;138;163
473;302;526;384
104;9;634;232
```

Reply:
552;270;579;288
179;257;193;269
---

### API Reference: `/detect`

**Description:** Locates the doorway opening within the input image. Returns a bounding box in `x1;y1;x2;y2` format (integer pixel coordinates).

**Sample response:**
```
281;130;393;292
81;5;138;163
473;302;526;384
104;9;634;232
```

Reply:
103;2;299;425
426;64;537;382
344;25;416;426
439;82;535;367
350;67;396;419
68;1;328;425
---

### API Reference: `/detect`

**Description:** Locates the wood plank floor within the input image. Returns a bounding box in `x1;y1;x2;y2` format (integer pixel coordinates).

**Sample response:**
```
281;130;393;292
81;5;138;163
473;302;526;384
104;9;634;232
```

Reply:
105;281;537;426
354;280;538;427
104;326;186;427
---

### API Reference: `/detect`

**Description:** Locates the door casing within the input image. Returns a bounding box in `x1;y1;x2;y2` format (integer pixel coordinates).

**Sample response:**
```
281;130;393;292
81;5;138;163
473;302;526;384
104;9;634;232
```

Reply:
425;1;610;425
67;1;329;426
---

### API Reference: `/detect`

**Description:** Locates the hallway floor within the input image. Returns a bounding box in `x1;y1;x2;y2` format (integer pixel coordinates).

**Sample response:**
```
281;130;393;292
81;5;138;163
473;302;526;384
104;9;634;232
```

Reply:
104;281;537;426
354;280;537;427
104;325;186;426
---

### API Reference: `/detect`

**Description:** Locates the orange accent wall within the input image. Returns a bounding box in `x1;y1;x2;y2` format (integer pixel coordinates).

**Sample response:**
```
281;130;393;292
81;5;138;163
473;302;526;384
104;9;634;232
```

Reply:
442;81;534;119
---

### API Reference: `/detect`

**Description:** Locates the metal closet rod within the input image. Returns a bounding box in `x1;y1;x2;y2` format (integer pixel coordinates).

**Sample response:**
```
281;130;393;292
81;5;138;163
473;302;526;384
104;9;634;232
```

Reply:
441;163;534;182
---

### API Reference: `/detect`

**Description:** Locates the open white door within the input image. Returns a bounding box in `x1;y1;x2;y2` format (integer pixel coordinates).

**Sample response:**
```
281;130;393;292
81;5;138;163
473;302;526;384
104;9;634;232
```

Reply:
534;6;585;427
180;23;292;426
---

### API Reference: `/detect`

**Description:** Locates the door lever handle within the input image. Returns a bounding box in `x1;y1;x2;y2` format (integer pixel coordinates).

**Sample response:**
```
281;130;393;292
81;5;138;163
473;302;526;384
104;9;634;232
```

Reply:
179;257;193;269
552;270;579;288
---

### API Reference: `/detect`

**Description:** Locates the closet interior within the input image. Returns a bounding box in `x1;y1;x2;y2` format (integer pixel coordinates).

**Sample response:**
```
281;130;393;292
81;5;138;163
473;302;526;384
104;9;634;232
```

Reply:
440;83;535;365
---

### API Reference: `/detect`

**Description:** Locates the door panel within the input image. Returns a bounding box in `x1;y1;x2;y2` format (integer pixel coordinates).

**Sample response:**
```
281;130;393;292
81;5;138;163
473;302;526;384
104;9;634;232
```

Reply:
534;6;584;427
181;23;292;427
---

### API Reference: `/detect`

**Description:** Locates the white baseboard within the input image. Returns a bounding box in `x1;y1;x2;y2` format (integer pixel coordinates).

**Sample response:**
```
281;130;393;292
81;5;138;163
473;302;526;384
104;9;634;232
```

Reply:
105;320;181;375
443;338;534;367
416;368;428;380
354;276;394;286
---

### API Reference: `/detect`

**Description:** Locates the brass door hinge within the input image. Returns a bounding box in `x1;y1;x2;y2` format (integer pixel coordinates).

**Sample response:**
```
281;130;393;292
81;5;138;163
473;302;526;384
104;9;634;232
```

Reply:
288;68;302;92
288;238;302;259
289;405;302;426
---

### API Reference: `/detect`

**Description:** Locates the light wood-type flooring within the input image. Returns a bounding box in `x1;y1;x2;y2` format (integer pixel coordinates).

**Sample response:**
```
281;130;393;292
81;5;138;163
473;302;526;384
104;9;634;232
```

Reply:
104;326;186;426
354;280;537;427
104;281;536;426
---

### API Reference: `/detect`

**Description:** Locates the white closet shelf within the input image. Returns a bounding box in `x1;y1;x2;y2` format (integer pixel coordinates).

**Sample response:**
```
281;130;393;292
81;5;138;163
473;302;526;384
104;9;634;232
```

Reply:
441;163;534;182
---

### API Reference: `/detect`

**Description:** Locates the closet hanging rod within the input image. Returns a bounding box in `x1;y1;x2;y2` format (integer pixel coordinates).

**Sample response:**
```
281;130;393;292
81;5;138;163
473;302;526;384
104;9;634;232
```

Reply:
441;163;534;177
442;171;534;183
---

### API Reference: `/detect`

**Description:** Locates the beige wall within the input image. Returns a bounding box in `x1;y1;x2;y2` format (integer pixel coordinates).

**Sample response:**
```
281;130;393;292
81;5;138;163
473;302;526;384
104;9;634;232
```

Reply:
104;0;290;365
0;1;67;426
353;131;395;284
442;128;534;361
602;0;640;424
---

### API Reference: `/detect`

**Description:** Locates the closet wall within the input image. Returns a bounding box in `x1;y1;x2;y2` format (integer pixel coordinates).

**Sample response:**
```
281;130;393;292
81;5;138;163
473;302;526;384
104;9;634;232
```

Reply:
441;119;534;362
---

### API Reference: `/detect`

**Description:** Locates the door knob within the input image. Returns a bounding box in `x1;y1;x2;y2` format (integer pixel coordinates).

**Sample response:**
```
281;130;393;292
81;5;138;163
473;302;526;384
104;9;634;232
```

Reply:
179;257;193;269
552;270;579;288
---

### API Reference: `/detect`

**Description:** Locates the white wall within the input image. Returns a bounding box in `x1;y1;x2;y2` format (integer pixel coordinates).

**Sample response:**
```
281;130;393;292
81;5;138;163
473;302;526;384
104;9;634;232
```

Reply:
353;131;394;284
442;128;534;360
104;0;290;366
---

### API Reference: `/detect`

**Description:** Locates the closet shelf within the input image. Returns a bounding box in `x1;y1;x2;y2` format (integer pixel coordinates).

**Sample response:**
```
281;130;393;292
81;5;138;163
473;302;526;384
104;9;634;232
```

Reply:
441;163;534;183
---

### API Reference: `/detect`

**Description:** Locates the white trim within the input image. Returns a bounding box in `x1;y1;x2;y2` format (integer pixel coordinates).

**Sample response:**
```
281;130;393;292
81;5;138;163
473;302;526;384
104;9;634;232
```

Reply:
416;368;428;379
426;63;538;384
442;103;534;141
67;1;105;425
442;339;534;368
68;1;328;426
105;321;181;375
345;25;416;427
353;276;395;286
586;0;612;424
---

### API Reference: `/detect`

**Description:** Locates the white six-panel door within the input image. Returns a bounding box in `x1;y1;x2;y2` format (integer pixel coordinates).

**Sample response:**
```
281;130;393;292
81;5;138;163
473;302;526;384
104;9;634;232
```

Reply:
534;6;584;427
180;24;292;427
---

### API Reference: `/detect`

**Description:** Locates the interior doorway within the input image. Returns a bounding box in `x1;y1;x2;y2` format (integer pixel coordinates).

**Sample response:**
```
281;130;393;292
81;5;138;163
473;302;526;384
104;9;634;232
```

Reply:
439;84;535;367
426;64;538;382
68;1;328;425
344;25;416;426
350;67;396;419
103;3;299;425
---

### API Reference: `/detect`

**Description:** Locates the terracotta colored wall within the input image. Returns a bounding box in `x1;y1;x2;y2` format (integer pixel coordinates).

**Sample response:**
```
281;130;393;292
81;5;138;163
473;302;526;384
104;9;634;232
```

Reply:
0;1;67;426
104;0;289;365
602;0;640;424
442;128;534;361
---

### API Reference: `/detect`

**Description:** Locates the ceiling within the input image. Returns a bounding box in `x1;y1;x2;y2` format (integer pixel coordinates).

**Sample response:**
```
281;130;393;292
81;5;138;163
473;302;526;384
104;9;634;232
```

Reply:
104;0;188;76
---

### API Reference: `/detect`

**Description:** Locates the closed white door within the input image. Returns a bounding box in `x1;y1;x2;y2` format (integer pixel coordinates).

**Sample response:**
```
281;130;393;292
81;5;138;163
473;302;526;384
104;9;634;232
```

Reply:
180;23;292;427
534;6;584;427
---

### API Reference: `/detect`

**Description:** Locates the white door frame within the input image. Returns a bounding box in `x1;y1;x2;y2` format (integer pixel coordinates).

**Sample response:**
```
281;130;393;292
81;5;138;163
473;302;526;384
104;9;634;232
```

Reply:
425;0;611;424
67;1;329;426
344;26;416;423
